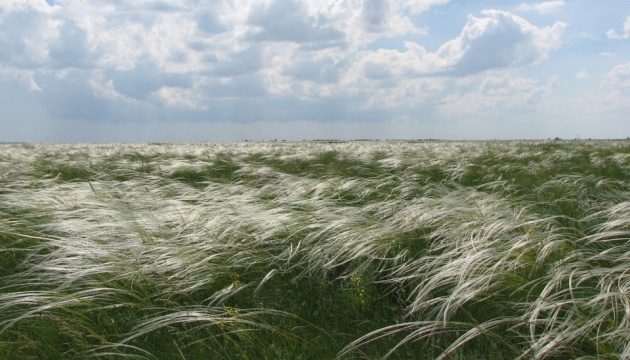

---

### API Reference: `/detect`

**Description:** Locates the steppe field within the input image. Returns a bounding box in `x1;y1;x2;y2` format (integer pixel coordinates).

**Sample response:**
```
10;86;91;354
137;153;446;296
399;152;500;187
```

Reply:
0;140;629;359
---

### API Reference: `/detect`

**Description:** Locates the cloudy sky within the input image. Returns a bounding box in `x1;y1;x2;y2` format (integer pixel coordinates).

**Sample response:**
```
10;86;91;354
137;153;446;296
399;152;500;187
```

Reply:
1;0;629;142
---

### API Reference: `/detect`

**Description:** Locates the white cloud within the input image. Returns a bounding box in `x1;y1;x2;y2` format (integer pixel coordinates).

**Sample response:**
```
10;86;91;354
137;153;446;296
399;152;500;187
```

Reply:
154;85;207;110
436;73;551;116
0;9;61;67
201;73;269;98
599;62;630;111
575;70;588;79
282;53;346;84
403;0;450;14
435;10;566;75
213;46;264;77
602;62;630;93
5;0;627;142
517;1;565;15
0;2;564;121
351;42;433;79
333;8;567;92
606;16;630;39
0;0;60;13
245;1;344;45
0;65;41;91
359;0;422;36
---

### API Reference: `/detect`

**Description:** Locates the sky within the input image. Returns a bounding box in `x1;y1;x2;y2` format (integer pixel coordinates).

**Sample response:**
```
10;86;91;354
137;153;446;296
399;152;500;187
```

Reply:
0;0;629;143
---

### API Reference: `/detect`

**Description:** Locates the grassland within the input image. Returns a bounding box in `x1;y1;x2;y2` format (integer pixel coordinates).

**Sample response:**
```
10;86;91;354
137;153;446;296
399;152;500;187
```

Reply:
0;140;628;359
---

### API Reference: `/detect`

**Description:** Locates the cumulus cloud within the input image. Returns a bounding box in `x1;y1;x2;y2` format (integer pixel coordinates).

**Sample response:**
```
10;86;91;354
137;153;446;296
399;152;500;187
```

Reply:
349;42;431;81
0;65;41;91
246;0;344;46
195;9;227;34
0;0;582;141
436;73;551;115
517;1;565;14
34;69;125;121
48;20;93;68
201;73;269;99
213;46;264;77
282;54;346;84
338;9;566;87
435;10;566;75
602;62;630;93
606;16;630;39
0;7;59;67
362;0;391;33
599;62;630;111
0;0;59;13
107;58;192;101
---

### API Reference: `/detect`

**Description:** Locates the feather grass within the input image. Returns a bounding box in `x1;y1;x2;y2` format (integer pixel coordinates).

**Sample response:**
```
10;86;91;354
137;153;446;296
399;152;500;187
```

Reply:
0;140;628;358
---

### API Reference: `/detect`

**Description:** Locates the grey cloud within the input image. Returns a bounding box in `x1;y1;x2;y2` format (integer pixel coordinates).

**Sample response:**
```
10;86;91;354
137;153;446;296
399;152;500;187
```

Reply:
188;41;209;51
168;50;189;64
108;58;192;100
0;30;19;64
195;9;227;34
0;79;47;139
34;72;126;122
213;46;263;77
146;1;180;12
201;53;219;63
282;57;345;83
362;0;390;32
0;11;50;67
246;0;344;45
282;96;398;124
200;95;379;124
110;3;174;28
297;38;348;51
202;73;268;98
49;20;94;69
187;42;220;64
32;70;194;126
363;62;393;80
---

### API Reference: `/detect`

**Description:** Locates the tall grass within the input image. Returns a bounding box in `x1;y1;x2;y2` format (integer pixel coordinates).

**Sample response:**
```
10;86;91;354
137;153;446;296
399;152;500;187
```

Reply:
0;140;628;359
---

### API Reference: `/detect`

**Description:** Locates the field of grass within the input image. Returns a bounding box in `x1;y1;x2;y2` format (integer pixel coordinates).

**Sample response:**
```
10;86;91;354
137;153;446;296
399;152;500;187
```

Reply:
0;140;628;359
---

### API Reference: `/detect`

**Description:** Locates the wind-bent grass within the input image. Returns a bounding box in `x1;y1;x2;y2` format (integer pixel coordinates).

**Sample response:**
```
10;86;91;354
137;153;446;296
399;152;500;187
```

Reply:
0;140;628;359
